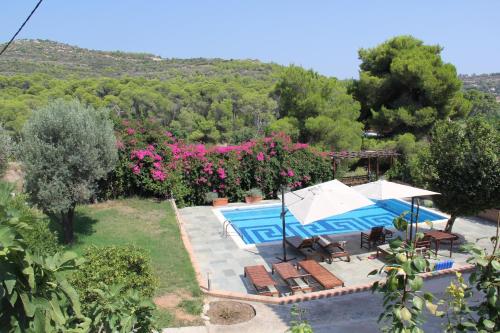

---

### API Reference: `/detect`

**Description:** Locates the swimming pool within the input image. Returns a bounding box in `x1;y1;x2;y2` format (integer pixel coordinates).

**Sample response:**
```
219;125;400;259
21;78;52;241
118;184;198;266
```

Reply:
219;199;447;245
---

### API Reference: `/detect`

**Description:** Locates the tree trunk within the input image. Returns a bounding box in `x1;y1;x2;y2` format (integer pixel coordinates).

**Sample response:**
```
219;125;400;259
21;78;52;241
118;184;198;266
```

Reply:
444;214;457;233
61;206;75;244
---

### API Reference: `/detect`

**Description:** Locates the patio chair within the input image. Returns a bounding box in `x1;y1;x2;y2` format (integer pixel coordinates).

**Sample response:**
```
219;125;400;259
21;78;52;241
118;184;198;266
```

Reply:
272;262;313;294
317;235;351;263
414;238;432;258
286;236;323;261
297;260;344;289
360;226;390;250
244;265;279;297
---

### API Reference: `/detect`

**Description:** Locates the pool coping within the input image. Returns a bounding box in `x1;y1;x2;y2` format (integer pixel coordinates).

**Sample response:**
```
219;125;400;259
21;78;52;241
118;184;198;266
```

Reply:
213;199;449;249
171;199;473;305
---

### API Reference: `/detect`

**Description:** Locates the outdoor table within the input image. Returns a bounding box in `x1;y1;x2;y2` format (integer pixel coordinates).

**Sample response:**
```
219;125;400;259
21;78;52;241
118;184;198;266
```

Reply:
424;230;456;257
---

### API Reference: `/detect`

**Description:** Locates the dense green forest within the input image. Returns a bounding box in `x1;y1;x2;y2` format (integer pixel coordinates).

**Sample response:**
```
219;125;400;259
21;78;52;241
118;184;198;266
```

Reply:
0;38;498;150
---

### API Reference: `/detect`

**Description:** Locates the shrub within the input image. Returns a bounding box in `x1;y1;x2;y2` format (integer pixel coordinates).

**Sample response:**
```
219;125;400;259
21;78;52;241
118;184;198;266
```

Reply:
0;125;11;176
204;191;218;204
246;188;263;197
0;183;89;332
0;181;62;255
70;245;157;312
87;284;156;333
103;120;334;206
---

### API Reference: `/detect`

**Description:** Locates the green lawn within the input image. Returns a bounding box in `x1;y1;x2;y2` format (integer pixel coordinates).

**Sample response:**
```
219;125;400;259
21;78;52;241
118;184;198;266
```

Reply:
66;198;203;327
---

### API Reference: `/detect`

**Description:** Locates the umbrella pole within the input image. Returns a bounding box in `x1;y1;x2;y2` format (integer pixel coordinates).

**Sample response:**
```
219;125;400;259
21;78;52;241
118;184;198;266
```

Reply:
281;186;287;262
414;198;420;241
409;197;415;242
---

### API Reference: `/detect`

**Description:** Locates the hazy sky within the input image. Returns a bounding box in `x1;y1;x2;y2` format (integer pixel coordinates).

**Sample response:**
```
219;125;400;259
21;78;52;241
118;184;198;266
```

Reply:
1;1;499;78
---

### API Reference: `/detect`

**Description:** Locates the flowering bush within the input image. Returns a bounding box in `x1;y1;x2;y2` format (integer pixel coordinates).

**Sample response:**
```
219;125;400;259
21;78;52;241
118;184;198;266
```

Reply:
103;119;333;206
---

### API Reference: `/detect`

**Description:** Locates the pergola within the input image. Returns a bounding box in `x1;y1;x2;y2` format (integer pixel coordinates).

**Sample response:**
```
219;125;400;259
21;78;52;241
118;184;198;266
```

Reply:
331;150;400;185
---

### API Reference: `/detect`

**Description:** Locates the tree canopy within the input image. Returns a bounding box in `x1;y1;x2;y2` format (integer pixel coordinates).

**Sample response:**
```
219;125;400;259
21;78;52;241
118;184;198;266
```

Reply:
273;65;363;150
427;118;500;232
20;99;118;243
353;35;469;136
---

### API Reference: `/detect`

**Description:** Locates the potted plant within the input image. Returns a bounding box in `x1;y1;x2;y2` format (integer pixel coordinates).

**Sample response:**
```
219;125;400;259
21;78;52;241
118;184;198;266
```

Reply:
205;191;228;207
245;188;263;204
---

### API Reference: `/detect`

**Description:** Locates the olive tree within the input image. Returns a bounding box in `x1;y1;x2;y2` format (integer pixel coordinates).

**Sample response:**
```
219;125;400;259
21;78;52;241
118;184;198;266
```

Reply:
427;118;500;232
21;100;118;243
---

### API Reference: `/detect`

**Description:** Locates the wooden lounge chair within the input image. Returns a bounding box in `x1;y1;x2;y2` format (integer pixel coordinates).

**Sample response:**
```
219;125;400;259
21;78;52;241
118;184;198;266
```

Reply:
298;260;344;289
361;226;391;250
317;235;350;263
244;265;279;296
285;236;323;261
272;262;313;294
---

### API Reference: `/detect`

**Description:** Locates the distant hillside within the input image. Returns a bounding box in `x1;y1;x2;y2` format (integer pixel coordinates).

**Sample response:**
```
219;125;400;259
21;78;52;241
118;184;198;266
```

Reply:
460;73;500;99
0;39;281;80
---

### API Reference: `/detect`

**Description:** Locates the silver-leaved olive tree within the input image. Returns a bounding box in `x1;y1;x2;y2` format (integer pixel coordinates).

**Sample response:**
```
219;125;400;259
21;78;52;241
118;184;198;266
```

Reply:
21;99;117;243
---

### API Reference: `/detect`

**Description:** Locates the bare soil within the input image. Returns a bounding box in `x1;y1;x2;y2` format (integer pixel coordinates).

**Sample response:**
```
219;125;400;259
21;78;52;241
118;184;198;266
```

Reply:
154;290;203;324
207;301;256;325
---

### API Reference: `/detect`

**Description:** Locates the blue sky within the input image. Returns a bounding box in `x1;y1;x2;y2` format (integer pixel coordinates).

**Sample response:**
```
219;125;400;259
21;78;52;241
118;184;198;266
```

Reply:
1;1;499;78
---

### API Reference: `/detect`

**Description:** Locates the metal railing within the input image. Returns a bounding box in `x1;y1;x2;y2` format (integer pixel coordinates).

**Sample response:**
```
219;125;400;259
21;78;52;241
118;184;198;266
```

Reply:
222;219;244;240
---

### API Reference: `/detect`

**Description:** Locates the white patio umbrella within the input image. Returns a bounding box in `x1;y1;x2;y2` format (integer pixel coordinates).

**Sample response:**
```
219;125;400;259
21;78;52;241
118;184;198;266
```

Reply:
353;180;439;240
277;180;374;261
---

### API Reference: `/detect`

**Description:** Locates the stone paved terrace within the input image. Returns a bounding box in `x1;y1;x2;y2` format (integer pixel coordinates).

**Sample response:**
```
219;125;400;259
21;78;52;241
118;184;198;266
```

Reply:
179;201;496;295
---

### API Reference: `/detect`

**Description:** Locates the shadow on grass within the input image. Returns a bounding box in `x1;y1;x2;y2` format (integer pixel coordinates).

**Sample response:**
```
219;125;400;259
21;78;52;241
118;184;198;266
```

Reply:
49;211;98;246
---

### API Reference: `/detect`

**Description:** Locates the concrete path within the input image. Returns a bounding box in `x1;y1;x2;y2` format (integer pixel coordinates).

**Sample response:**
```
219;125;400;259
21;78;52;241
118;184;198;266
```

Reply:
163;273;482;333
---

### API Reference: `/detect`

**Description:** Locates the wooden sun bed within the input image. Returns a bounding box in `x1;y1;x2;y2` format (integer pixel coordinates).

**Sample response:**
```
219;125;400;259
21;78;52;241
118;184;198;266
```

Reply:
244;265;279;296
317;235;351;263
285;236;324;261
297;260;344;289
272;262;313;294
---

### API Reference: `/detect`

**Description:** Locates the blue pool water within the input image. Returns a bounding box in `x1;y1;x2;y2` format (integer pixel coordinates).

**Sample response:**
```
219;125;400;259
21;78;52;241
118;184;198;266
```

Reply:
220;199;447;245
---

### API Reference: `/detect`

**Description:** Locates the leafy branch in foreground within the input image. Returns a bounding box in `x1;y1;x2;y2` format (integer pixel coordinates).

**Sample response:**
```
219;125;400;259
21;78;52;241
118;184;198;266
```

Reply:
369;214;442;333
0;187;90;332
288;304;314;333
444;214;499;332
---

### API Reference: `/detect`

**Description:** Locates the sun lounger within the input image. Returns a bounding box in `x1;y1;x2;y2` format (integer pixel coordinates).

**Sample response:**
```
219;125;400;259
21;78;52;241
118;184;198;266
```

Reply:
286;236;324;261
317;235;350;263
298;260;344;289
272;262;313;294
244;265;279;296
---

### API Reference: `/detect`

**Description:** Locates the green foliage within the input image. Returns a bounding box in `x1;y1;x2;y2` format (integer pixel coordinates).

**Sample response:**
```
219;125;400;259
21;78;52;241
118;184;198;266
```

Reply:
178;299;203;316
0;125;11;176
87;284;156;333
427;118;500;231
369;214;441;333
20;99;118;243
288;305;314;333
353;35;467;136
442;272;475;332
0;181;62;255
69;245;157;313
204;191;219;203
246;188;263;197
443;223;500;333
273;65;363;150
0;184;90;332
464;89;500;128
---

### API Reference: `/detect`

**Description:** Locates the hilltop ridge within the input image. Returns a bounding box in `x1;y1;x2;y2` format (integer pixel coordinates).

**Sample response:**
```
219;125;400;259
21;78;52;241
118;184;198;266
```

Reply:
0;39;281;80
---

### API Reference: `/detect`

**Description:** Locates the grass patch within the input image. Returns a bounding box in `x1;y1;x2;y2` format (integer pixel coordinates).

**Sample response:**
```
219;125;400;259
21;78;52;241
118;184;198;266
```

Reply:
65;197;201;327
179;299;204;316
